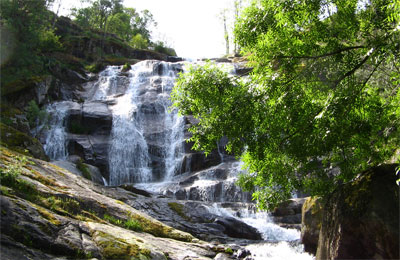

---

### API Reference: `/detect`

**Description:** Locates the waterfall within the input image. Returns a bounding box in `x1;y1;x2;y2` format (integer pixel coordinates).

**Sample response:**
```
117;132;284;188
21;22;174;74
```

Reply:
89;61;185;185
40;60;313;259
43;101;71;160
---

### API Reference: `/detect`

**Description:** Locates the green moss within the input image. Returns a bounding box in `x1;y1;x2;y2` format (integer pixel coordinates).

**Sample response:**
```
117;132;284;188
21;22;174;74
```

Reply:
140;248;151;257
0;124;47;160
0;155;39;201
168;202;191;221
122;63;131;72
33;205;61;226
23;165;62;188
94;231;143;260
76;160;92;181
0;186;11;196
225;247;233;254
128;213;193;242
85;62;106;73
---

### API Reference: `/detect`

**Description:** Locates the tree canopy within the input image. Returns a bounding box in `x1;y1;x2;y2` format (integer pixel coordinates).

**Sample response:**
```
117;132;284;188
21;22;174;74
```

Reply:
171;0;400;210
71;0;158;50
0;0;63;91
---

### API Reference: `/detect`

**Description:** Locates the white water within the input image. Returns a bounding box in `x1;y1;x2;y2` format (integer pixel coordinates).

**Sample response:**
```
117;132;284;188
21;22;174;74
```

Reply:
89;61;185;185
206;203;314;260
42;61;313;259
43;101;72;160
246;242;314;260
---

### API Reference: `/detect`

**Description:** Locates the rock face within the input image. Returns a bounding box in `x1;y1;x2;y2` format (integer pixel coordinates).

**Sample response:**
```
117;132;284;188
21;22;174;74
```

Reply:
316;164;399;260
0;147;224;260
55;16;170;62
0;123;48;161
214;217;262;240
301;197;323;255
271;198;306;230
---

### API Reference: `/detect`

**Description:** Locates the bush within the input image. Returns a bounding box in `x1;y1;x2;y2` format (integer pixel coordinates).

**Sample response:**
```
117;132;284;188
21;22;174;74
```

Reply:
26;100;48;129
153;41;177;56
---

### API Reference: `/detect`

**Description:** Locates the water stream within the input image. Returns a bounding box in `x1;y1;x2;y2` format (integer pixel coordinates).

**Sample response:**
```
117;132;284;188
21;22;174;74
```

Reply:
42;60;313;259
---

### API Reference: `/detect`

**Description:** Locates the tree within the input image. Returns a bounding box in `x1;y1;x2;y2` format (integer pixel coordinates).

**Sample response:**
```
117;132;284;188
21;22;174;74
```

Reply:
0;0;62;90
72;3;155;50
233;0;242;54
171;0;400;210
219;9;230;55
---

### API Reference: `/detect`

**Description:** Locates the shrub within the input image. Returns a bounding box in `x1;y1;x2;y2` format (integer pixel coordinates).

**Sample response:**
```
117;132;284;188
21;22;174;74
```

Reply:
124;218;143;232
26;100;48;129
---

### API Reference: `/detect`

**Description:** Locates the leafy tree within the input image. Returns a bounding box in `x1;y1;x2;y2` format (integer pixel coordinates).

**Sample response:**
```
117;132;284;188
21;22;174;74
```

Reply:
0;0;62;90
72;3;155;50
171;0;400;210
130;34;149;49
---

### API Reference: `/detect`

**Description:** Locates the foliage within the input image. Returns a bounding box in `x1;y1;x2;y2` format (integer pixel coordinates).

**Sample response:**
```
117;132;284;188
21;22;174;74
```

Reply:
0;0;63;89
171;0;400;210
129;34;149;49
124;218;143;232
72;2;156;50
153;41;177;56
0;155;38;198
26;100;48;129
103;213;143;232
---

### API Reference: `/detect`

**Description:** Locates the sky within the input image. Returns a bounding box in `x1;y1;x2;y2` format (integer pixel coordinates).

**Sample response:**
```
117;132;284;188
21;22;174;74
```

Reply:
54;0;237;59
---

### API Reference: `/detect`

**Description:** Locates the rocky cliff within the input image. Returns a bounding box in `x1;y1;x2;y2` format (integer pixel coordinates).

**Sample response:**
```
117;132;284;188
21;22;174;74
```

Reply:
0;146;261;260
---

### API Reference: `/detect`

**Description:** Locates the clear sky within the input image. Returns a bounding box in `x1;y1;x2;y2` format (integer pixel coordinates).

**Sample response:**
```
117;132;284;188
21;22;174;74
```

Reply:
54;0;236;59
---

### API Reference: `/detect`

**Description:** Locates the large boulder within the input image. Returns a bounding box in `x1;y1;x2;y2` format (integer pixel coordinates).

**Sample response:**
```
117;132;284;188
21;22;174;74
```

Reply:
271;198;306;229
0;123;48;161
301;196;323;255
81;101;113;135
214;216;262;240
316;164;399;260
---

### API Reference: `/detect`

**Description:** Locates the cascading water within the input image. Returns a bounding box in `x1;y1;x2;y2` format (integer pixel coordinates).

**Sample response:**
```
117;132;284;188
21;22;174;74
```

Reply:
206;204;314;260
88;61;185;185
43;101;72;160
41;60;314;259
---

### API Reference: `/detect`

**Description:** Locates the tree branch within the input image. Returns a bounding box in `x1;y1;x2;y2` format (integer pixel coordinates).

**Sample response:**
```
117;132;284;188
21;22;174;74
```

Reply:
277;46;366;59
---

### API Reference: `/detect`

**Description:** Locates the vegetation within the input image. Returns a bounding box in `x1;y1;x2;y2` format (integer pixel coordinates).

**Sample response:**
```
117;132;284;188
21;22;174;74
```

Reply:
71;0;174;53
171;0;400;210
0;0;63;91
76;160;92;180
0;0;175;98
0;155;38;199
26;100;48;129
168;202;191;221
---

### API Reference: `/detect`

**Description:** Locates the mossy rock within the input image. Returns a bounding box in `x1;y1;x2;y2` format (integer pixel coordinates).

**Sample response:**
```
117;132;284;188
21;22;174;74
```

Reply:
168;202;191;222
301;196;323;255
316;164;399;260
0;123;48;161
1;75;47;97
129;213;193;242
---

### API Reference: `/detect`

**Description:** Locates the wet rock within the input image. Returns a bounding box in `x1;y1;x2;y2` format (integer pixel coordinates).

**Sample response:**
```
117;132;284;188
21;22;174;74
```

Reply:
234;248;251;259
82;101;112;135
301;197;323;255
0;147;217;260
214;217;262;240
316;164;399;260
271;198;306;227
0;123;48;161
214;252;232;260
